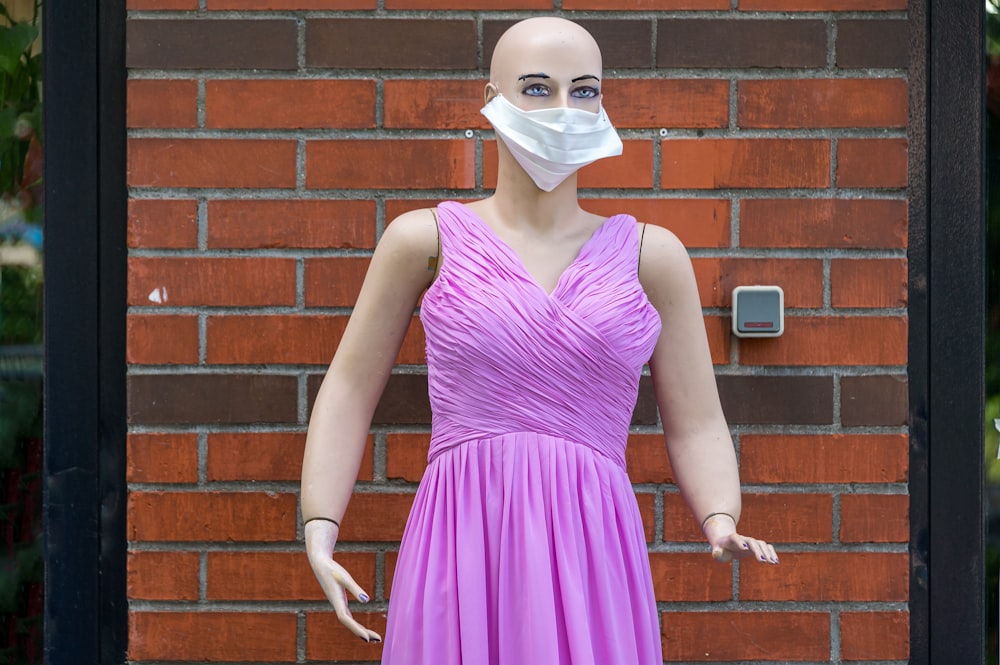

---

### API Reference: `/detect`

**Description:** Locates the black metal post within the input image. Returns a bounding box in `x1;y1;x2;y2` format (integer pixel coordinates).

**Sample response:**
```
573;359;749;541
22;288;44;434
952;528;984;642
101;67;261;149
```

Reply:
911;0;987;662
42;0;127;661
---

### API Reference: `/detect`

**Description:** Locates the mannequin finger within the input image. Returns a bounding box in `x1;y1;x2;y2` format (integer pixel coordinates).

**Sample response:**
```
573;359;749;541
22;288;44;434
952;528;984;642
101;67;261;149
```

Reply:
711;545;733;562
331;563;371;603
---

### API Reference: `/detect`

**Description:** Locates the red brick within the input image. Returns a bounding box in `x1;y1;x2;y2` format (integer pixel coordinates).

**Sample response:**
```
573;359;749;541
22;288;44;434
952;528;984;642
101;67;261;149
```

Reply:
626;434;673;483
840;611;910;661
581;140;654;189
207;432;375;482
662;494;699;541
739;315;907;366
307;139;475;190
306;612;387;661
831;258;907;309
739;79;907;128
484;139;654;190
386;433;431;482
128;491;297;541
604;79;729;128
126;314;199;365
704;315;731;365
662;139;830;189
741;198;907;249
662;611;829;661
663;493;833;543
303;257;371;307
207;315;346;365
637;493;655;543
127;0;196;9
127;551;200;601
840;493;908;543
206;551;375;601
741;434;908;484
386;0;547;7
128;198;198;249
128;138;297;189
338;493;414;542
649;553;731;601
742;493;833;543
207;432;304;482
385;198;453;221
581;198;731;249
206;79;376;129
127;79;197;129
385;550;399;597
209;0;373;6
741;551;907;601
127;433;199;484
565;0;728;9
129;611;296;662
128;257;296;307
384;80;489;130
692;257;823;309
837;138;908;189
207;315;424;366
741;0;905;8
398;318;427;364
208;199;376;250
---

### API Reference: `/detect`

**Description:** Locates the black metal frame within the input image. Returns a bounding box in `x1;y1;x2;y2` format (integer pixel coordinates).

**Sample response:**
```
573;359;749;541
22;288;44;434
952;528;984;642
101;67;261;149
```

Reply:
41;0;127;662
908;0;987;662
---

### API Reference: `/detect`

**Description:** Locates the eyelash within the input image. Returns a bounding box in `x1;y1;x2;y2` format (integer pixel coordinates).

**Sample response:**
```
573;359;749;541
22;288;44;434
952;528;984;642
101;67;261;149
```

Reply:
521;84;600;98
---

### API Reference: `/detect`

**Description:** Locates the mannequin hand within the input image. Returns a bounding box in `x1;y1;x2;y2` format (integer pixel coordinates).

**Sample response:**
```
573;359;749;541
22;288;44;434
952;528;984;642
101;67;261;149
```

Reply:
702;515;779;565
305;519;382;643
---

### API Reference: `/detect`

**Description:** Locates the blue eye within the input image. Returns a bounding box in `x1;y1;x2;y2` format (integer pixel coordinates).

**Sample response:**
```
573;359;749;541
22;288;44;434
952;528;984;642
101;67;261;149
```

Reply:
572;86;599;99
522;84;549;97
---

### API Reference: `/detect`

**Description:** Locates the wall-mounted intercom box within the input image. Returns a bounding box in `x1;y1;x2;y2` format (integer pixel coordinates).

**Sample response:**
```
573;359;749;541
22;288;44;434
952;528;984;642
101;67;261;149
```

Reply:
732;286;784;338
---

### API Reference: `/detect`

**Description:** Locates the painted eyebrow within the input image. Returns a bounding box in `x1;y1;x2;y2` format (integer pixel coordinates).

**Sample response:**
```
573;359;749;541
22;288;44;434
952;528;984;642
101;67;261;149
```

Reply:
516;73;601;83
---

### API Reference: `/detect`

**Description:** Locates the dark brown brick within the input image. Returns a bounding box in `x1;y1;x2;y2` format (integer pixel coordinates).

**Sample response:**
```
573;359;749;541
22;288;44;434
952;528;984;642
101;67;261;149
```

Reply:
484;19;652;70
837;19;908;69
128;374;298;425
308;374;658;427
718;375;834;425
657;19;826;69
127;20;297;70
841;375;908;426
306;373;430;425
306;19;476;70
634;375;659;426
373;375;432;425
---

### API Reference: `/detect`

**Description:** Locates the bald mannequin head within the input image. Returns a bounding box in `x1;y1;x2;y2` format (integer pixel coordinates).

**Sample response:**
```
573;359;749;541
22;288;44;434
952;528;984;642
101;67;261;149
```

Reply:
486;17;604;112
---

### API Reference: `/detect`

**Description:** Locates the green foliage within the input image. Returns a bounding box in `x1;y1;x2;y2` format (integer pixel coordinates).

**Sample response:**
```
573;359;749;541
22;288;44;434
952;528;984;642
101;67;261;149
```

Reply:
0;1;40;222
0;3;43;661
0;265;40;344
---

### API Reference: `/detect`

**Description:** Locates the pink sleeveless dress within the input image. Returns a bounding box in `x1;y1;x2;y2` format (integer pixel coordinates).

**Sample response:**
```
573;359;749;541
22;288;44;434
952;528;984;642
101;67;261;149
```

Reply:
381;201;663;665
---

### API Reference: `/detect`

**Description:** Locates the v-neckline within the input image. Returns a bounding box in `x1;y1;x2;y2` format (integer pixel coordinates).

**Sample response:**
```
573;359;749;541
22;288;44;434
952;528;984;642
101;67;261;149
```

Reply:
455;202;617;298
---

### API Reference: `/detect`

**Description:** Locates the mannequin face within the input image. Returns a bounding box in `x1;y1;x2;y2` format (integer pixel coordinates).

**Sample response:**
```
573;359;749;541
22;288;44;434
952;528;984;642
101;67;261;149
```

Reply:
486;17;604;114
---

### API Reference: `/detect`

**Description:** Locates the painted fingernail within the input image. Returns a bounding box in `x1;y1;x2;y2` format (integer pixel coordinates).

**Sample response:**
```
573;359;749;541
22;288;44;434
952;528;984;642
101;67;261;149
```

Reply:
359;593;370;603
360;637;370;643
760;555;767;561
741;543;750;549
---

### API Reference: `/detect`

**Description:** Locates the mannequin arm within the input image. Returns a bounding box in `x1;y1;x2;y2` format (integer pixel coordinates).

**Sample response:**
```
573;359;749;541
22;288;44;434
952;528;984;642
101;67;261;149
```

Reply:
639;224;778;565
300;209;438;639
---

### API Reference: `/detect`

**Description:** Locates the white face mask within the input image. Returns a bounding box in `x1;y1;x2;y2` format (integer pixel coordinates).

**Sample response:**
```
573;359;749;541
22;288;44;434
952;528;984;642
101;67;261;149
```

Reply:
480;93;623;192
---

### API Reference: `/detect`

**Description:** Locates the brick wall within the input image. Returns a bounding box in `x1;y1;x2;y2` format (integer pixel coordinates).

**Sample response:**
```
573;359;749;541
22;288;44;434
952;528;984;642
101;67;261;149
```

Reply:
125;1;910;663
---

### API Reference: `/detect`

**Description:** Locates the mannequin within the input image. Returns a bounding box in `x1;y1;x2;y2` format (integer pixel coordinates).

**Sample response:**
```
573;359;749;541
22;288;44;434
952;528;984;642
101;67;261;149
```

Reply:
301;16;778;664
